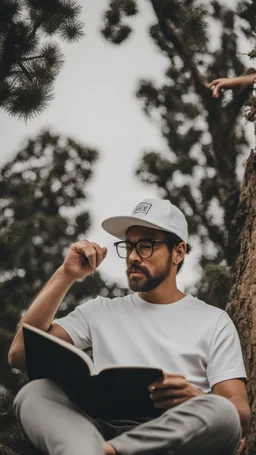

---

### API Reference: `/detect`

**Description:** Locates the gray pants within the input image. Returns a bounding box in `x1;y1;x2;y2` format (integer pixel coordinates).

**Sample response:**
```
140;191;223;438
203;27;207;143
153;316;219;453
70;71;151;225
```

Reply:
14;379;242;455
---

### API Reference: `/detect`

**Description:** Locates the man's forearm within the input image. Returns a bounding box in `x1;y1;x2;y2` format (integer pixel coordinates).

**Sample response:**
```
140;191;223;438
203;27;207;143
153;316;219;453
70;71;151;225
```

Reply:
230;396;251;437
8;266;75;369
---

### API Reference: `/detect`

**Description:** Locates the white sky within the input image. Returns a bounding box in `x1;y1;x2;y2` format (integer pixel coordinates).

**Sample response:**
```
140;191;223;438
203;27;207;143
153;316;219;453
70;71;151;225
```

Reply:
0;0;253;292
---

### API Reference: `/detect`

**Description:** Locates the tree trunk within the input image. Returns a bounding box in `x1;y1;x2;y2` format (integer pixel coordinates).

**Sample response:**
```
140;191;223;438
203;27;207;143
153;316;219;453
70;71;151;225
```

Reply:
227;151;256;454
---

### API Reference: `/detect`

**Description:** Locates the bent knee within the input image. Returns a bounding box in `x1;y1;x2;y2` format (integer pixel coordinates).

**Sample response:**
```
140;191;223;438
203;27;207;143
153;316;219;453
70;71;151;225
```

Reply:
14;379;63;417
164;394;241;441
196;394;241;440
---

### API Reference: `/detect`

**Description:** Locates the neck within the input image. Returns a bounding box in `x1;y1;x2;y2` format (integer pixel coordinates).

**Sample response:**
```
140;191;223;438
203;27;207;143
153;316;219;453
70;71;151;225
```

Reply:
138;276;186;305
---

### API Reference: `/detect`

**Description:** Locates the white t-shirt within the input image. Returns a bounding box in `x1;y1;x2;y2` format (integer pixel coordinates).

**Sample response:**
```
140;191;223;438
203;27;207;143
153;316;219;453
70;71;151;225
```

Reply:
54;293;246;393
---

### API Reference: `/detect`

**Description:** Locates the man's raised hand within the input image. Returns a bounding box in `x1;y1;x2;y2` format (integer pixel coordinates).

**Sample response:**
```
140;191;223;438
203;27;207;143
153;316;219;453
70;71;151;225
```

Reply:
61;240;107;280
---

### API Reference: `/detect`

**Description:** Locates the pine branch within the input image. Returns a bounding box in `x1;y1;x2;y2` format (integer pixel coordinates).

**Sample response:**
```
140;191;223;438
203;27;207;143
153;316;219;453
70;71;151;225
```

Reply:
17;62;33;82
149;1;234;194
150;0;209;104
8;75;21;89
223;84;253;136
181;185;226;248
28;18;44;42
21;55;44;61
201;214;226;249
7;71;23;76
149;25;177;64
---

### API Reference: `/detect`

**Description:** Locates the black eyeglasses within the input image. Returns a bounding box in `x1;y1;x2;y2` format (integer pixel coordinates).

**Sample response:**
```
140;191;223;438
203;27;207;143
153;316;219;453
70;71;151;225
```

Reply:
114;240;170;259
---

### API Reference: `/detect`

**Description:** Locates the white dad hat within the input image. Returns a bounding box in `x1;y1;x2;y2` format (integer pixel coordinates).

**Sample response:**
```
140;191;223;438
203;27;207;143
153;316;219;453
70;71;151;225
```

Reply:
102;198;188;243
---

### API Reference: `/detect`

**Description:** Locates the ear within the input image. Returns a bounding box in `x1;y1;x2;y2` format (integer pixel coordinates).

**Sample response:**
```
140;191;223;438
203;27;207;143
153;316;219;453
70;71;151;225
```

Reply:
172;242;186;266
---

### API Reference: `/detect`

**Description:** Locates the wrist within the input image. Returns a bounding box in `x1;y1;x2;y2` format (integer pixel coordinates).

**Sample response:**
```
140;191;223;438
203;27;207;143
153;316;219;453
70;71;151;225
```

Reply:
195;387;205;396
56;266;77;286
243;73;256;86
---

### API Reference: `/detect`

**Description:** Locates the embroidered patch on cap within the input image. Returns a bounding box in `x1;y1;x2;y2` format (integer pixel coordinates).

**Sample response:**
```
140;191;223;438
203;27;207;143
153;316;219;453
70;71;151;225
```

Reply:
133;202;152;215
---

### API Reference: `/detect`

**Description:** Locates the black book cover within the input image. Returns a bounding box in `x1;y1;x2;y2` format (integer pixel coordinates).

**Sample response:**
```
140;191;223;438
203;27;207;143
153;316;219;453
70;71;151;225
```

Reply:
23;324;164;419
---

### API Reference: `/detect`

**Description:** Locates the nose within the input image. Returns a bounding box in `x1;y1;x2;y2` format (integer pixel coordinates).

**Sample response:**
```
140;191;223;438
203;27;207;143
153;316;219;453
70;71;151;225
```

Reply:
127;246;142;263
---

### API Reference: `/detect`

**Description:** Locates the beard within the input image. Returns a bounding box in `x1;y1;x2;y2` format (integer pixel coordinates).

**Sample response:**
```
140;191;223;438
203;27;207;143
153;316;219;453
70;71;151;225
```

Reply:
126;256;172;292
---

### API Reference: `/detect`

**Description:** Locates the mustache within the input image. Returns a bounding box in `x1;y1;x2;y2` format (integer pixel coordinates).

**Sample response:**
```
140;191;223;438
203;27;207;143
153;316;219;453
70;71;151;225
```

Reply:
126;263;149;276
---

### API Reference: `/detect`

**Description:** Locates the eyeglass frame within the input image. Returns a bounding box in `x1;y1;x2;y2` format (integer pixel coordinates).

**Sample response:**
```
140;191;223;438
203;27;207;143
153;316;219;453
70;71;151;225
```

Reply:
113;239;171;259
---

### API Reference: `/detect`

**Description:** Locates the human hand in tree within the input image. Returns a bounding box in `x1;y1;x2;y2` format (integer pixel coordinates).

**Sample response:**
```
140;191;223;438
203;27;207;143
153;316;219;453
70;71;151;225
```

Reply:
61;240;107;280
148;373;204;409
207;73;256;98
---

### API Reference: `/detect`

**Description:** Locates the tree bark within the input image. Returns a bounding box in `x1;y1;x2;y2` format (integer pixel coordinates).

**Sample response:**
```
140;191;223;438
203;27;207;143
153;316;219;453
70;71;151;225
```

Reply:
227;151;256;454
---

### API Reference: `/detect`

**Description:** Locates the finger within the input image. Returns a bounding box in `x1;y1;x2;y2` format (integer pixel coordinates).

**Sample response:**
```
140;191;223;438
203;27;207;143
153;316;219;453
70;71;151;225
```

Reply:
84;244;97;269
149;376;186;391
77;242;107;270
150;387;187;400
206;79;220;88
76;241;98;269
70;243;95;270
149;373;185;388
212;84;221;98
91;243;105;267
162;372;185;379
98;247;107;265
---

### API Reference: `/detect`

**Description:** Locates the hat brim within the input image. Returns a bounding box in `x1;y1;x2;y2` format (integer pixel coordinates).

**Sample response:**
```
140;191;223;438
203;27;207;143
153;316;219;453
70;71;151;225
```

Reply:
101;216;170;240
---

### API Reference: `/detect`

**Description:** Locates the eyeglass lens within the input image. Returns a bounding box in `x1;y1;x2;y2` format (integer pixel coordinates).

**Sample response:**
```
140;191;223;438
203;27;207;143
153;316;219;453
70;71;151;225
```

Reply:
116;241;153;258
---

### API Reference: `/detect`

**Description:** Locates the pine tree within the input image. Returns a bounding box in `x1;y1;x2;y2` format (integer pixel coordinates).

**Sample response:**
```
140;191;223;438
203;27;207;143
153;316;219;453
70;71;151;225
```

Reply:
226;6;256;451
0;130;126;455
0;129;126;392
101;0;255;309
0;0;84;120
102;2;256;450
227;151;256;455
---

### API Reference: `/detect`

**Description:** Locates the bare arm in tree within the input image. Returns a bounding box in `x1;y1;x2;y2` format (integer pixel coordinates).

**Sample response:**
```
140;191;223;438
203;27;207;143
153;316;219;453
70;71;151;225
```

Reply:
8;240;107;371
207;73;256;98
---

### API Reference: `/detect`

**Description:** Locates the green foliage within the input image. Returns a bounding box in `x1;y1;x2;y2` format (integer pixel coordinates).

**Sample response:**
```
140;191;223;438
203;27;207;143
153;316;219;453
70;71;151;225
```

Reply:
102;0;255;307
0;130;127;396
238;0;256;38
101;0;138;44
193;263;232;310
0;0;84;119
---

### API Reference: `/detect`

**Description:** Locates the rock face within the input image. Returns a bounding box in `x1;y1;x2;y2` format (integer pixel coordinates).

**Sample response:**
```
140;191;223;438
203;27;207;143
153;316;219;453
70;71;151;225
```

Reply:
0;422;33;455
227;151;256;454
0;443;17;455
0;403;35;455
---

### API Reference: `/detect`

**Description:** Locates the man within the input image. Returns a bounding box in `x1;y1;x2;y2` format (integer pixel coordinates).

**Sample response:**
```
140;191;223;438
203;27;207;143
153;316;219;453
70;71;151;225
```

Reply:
9;198;251;455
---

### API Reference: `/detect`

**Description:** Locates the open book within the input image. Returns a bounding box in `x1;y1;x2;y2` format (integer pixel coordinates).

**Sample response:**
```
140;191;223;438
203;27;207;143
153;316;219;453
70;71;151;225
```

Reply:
23;323;164;420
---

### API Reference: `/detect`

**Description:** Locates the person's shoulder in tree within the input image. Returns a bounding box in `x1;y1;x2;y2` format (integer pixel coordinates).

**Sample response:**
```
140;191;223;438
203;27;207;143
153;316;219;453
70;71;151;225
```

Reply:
207;71;256;98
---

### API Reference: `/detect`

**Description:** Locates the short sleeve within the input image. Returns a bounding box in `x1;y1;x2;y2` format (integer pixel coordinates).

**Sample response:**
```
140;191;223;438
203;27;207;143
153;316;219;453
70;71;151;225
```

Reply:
53;299;94;349
207;312;246;389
